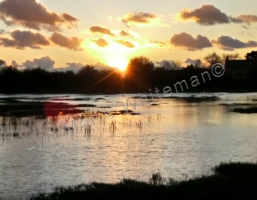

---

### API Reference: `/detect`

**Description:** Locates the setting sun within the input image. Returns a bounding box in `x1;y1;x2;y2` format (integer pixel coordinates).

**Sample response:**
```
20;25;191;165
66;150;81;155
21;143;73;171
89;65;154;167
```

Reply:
107;57;128;71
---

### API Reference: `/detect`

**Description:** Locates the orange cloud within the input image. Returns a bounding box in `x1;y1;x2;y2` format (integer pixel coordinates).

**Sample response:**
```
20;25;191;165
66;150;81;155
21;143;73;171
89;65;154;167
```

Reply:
91;38;109;48
119;30;133;37
89;26;115;36
120;12;165;27
115;39;134;48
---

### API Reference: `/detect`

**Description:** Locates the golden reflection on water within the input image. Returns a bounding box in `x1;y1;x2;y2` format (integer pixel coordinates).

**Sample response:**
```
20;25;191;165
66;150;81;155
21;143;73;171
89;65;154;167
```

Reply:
1;94;257;198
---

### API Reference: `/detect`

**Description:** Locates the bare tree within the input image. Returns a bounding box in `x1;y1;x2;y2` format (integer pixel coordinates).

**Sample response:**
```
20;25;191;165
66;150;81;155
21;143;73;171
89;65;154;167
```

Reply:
204;52;222;66
222;53;240;63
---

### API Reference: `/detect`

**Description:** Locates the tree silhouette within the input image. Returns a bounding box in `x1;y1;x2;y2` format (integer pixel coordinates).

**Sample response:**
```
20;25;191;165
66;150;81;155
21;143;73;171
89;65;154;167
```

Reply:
1;53;257;94
246;51;257;61
125;56;154;92
204;52;222;66
222;53;240;63
126;57;154;75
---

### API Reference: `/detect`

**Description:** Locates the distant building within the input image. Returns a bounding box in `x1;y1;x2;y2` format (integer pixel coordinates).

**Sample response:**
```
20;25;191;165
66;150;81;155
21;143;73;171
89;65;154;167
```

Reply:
225;58;257;79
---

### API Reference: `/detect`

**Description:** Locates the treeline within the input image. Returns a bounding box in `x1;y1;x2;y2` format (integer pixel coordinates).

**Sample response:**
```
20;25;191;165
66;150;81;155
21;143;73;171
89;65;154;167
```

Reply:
1;53;257;94
0;66;124;94
125;56;257;93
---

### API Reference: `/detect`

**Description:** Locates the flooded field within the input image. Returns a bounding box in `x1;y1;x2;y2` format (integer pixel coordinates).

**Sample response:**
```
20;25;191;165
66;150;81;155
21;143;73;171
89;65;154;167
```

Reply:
1;93;257;199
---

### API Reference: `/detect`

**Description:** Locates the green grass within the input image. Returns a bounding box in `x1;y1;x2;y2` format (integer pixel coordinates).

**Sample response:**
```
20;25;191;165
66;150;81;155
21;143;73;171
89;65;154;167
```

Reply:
30;162;257;200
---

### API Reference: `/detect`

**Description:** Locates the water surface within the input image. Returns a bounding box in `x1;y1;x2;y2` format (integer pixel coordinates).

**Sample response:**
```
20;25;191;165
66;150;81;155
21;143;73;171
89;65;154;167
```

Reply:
0;93;257;199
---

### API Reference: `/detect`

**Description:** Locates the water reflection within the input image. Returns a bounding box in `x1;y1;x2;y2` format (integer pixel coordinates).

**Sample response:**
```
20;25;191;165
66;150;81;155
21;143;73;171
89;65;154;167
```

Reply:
0;93;257;198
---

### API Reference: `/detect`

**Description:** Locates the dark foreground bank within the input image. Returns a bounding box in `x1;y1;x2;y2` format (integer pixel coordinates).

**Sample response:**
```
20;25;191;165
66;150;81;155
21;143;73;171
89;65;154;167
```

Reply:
30;162;257;200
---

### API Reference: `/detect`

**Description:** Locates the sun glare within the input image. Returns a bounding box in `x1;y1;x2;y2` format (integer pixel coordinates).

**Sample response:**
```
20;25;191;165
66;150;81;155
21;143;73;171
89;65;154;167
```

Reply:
84;39;137;71
107;58;128;71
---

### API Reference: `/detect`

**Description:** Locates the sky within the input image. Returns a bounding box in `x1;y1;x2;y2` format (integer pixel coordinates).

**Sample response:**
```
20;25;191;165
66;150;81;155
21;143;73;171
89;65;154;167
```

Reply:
0;0;257;71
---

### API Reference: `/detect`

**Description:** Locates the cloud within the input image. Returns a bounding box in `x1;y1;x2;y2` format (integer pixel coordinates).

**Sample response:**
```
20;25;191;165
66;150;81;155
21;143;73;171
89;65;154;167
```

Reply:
115;39;134;48
89;26;115;36
23;56;55;70
179;5;230;25
119;30;140;38
50;32;82;50
94;62;113;71
56;62;83;73
0;29;6;35
231;15;257;24
11;60;24;69
179;4;257;26
91;38;109;48
212;36;257;51
0;30;50;49
119;12;165;27
0;0;78;31
185;58;202;66
155;60;180;70
150;40;170;48
119;30;133;37
170;32;212;51
22;60;35;69
242;25;250;30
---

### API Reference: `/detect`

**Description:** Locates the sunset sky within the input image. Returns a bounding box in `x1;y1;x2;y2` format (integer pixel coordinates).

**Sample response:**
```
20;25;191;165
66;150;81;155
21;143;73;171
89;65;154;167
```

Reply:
0;0;257;71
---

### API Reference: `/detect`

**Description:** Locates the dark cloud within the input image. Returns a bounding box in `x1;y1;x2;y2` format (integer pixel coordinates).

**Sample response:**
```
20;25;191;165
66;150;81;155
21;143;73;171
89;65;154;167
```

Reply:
91;38;109;48
50;32;82;51
61;13;77;22
23;56;55;70
115;39;134;48
0;30;50;49
89;26;115;36
230;15;257;24
212;36;257;51
0;0;78;31
179;5;257;26
179;5;230;25
170;32;212;51
120;12;163;27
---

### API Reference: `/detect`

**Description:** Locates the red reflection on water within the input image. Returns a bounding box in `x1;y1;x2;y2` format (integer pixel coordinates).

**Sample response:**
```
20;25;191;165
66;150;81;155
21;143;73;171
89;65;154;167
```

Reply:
44;99;82;117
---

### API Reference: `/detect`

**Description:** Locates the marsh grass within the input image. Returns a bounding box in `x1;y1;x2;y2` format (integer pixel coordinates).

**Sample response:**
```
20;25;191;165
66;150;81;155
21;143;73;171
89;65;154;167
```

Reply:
30;162;257;200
